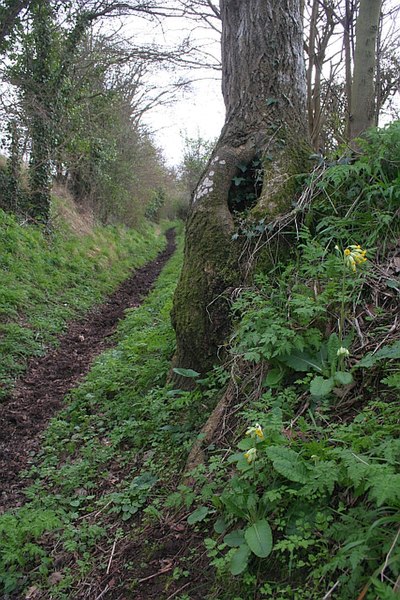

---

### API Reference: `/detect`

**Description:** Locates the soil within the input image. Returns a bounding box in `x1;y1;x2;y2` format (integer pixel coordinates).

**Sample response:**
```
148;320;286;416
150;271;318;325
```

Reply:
0;229;176;513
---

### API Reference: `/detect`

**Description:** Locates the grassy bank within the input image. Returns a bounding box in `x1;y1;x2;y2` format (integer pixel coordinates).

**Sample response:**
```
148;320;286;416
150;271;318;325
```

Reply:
0;231;185;597
0;204;167;398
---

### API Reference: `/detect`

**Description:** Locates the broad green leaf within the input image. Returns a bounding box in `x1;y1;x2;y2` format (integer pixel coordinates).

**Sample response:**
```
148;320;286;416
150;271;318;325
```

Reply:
310;376;334;396
280;350;323;373
172;367;200;378
386;279;400;292
263;368;283;387
230;543;251;575
334;371;353;386
213;517;227;534
327;333;340;372
237;438;254;451
244;519;273;558
355;341;400;369
224;529;245;547
187;506;209;525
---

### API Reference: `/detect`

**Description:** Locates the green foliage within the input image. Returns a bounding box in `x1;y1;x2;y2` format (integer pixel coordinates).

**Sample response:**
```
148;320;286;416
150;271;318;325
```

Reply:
0;208;165;397
189;123;400;599
0;508;62;593
0;230;184;596
180;133;215;199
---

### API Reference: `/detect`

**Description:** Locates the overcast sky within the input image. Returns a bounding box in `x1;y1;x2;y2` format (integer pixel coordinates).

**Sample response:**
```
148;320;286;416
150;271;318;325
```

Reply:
119;10;225;167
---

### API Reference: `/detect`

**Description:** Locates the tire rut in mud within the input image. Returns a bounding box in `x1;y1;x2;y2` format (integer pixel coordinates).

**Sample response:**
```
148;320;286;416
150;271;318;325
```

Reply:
0;229;176;512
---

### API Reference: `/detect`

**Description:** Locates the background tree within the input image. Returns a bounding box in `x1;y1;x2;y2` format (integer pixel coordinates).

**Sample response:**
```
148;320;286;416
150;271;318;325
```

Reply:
172;0;309;374
350;0;382;139
179;133;215;202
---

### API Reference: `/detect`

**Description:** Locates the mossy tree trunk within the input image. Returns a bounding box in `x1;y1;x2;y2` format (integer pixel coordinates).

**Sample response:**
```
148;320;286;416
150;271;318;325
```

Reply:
172;0;309;375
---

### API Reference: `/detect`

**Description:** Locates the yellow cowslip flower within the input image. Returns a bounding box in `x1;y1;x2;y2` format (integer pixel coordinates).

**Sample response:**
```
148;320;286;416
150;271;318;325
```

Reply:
343;244;367;272
244;448;257;464
246;423;264;440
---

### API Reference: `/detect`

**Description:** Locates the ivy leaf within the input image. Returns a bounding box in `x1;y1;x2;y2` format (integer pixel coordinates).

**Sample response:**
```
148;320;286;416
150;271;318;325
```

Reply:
187;506;209;525
173;367;200;378
310;376;334;397
244;519;273;558
230;543;251;575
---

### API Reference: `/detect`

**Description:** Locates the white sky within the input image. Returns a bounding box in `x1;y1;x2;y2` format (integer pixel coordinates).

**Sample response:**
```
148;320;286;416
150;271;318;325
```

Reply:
118;12;225;167
144;76;225;166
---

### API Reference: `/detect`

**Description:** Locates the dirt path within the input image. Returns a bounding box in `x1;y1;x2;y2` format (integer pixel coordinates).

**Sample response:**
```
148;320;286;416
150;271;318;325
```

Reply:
0;229;176;513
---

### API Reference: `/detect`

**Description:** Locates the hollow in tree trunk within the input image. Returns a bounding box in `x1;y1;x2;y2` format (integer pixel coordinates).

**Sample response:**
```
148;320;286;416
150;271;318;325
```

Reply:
172;0;309;375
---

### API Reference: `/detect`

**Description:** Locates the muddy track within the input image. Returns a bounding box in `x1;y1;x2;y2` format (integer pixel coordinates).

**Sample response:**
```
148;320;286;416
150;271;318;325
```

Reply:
0;229;176;513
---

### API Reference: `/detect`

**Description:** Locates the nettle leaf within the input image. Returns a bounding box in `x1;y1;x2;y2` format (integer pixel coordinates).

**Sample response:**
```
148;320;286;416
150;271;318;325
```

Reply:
172;367;200;378
355;340;400;369
334;371;353;386
310;376;334;397
224;529;245;547
244;519;273;558
187;506;209;525
230;543;251;575
266;446;309;484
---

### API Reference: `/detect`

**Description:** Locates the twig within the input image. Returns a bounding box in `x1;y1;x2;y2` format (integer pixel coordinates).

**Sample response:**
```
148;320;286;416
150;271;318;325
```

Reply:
94;584;110;600
372;316;398;354
381;527;400;582
323;579;340;599
106;537;118;575
138;563;173;583
166;581;191;599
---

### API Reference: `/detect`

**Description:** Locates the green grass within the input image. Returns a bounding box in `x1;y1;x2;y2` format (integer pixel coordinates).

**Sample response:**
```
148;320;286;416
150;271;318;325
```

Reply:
0;207;167;397
0;230;188;597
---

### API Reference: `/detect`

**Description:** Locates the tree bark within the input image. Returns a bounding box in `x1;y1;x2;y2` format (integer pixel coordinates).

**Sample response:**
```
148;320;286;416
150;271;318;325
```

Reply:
349;0;382;140
172;0;308;376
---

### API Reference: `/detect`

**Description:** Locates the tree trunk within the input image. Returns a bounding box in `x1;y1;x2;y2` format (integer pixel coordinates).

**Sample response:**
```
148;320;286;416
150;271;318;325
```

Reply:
349;0;382;140
172;0;308;376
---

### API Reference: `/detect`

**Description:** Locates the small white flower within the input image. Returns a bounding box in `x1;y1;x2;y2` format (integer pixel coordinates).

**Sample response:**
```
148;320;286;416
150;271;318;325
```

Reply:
337;347;350;358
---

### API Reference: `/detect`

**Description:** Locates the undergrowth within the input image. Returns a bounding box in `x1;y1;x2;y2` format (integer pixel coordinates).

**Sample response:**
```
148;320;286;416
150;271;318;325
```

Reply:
0;230;188;597
0;123;399;600
177;122;400;600
0;204;166;398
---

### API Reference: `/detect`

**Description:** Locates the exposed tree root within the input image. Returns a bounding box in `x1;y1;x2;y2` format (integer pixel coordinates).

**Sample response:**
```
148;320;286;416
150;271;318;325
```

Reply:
183;379;238;482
